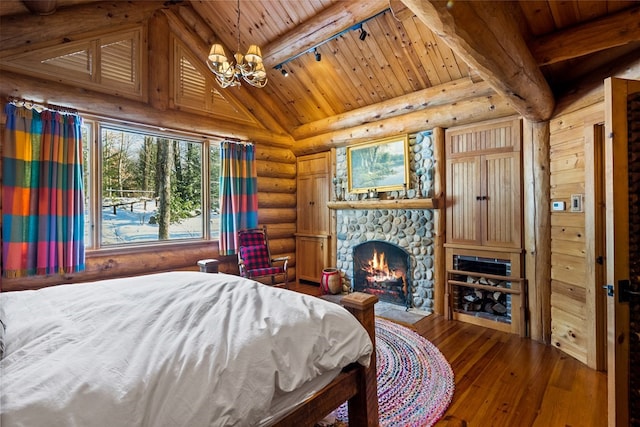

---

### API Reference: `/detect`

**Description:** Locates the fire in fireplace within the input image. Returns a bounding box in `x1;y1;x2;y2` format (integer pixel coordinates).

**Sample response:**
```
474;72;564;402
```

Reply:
353;241;411;308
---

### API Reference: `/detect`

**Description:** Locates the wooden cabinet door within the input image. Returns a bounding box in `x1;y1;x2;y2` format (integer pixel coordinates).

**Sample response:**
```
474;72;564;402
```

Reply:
296;235;328;282
313;174;329;234
446;156;482;245
482;152;521;248
297;174;329;234
297;175;315;234
447;152;521;247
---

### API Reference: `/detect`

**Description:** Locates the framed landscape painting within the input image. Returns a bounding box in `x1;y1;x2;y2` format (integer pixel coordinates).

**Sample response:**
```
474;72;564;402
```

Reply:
347;135;409;194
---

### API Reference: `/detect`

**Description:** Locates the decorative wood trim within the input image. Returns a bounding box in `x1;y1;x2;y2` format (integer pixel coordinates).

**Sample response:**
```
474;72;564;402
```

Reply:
327;197;439;210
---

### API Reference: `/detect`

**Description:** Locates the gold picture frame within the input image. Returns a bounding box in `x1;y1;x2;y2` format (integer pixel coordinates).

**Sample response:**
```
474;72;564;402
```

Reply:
347;135;410;194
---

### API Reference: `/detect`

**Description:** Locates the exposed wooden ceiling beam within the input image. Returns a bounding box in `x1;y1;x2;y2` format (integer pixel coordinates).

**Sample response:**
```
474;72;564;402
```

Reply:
291;78;495;140
0;70;294;147
388;0;415;21
22;0;57;15
400;0;554;122
0;1;165;53
261;1;388;67
293;95;516;156
529;5;640;66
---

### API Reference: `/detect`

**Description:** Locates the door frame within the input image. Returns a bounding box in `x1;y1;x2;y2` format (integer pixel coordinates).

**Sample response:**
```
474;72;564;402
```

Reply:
585;123;607;370
604;76;640;427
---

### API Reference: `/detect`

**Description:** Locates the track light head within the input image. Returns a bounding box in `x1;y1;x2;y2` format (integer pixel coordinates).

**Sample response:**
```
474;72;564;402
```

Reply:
359;28;367;41
314;48;321;62
281;68;289;77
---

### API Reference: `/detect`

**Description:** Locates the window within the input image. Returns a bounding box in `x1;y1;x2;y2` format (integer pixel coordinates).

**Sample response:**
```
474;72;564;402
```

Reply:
83;121;220;249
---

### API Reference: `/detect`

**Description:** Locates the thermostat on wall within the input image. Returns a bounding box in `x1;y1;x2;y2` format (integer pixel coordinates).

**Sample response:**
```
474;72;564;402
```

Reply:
552;201;565;211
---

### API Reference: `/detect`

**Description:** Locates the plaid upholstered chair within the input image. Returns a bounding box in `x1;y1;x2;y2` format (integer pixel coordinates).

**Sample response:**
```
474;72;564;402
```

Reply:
237;227;289;288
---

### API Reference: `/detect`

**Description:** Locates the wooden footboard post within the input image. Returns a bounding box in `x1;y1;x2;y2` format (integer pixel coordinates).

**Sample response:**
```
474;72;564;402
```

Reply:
341;292;379;427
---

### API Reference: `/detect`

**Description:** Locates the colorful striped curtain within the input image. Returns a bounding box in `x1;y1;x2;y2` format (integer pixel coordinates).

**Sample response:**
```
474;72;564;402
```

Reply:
218;141;258;256
2;103;85;278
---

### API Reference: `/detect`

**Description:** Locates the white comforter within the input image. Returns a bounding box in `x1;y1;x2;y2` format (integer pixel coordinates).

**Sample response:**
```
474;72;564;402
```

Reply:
0;272;372;426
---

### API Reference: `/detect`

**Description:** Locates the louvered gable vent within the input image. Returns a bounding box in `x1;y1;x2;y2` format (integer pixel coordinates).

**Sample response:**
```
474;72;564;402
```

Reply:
0;28;143;100
178;55;207;107
171;36;257;126
42;47;92;76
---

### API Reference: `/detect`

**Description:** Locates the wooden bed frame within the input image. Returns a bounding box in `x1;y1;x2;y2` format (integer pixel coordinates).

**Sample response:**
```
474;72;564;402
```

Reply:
274;292;379;426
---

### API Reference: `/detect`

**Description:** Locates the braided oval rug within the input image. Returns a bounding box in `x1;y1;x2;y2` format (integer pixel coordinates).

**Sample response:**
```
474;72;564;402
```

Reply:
335;318;455;426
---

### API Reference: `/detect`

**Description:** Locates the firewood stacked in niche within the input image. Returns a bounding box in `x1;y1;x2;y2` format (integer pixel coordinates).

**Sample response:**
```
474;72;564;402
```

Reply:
460;276;509;317
628;93;640;425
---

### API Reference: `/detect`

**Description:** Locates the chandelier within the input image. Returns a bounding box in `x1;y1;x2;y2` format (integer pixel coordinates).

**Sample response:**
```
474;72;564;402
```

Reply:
206;0;267;88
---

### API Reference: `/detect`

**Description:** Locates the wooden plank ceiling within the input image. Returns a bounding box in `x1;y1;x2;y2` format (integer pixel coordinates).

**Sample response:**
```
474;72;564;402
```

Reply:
1;0;639;139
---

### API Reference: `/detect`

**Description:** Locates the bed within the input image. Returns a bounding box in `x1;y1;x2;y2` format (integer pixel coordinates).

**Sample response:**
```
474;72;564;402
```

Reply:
0;271;379;426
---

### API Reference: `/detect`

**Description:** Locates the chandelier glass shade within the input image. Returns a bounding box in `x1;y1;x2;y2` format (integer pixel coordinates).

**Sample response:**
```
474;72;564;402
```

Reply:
206;0;267;88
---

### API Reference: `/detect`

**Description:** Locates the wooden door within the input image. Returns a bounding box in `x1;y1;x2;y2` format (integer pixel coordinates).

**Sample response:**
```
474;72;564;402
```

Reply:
604;77;640;426
483;152;521;248
446;156;482;245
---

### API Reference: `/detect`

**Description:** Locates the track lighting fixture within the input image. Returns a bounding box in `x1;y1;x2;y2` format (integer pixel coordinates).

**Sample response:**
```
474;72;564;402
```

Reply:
272;9;386;72
275;65;289;77
359;26;368;41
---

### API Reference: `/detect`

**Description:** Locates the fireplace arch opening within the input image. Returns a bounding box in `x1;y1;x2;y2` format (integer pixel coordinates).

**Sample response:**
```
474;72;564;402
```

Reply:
353;240;411;309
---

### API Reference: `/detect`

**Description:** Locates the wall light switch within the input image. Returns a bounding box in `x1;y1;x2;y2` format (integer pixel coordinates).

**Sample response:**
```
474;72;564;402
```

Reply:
571;194;584;212
552;201;565;211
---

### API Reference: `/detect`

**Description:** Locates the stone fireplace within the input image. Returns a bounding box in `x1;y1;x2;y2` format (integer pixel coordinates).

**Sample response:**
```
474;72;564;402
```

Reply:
353;241;411;308
333;131;436;314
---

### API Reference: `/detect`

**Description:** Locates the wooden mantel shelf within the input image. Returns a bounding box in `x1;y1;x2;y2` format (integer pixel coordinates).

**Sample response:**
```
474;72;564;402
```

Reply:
327;197;440;210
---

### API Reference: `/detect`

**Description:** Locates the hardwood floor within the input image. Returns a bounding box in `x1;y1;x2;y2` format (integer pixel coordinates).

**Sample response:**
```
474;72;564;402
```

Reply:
291;282;608;427
416;315;607;427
